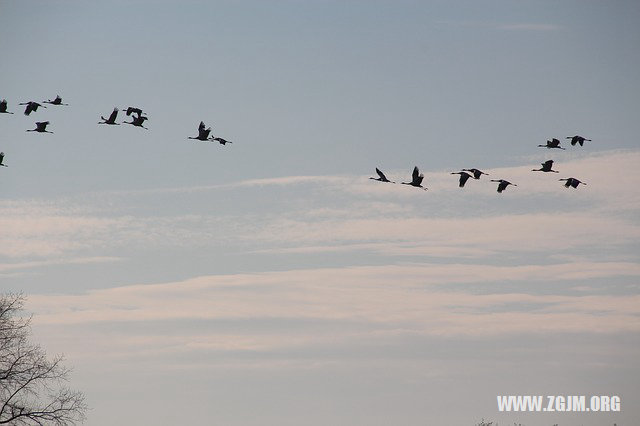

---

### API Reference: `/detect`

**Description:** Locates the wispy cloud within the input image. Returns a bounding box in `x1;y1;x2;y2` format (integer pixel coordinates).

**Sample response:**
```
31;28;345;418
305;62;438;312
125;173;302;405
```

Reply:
497;23;562;31
436;20;562;32
2;150;638;263
26;262;640;368
29;262;640;326
0;256;121;274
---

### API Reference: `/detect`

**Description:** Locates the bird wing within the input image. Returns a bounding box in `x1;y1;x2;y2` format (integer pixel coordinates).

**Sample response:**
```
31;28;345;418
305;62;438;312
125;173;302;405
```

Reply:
543;160;553;168
198;121;205;131
108;109;118;122
459;173;470;187
375;168;387;181
412;166;419;181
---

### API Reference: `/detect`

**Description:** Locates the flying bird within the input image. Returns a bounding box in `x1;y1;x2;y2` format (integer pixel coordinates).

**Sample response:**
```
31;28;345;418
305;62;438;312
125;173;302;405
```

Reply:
567;135;591;146
211;136;232;145
538;138;565;150
43;95;68;106
123;114;148;129
491;179;516;193
99;108;120;125
19;101;46;116
123;106;146;118
401;166;427;190
451;171;472;187
26;121;53;134
0;152;7;167
188;121;212;141
559;177;586;188
532;160;559;173
0;99;14;114
461;168;489;179
369;168;394;183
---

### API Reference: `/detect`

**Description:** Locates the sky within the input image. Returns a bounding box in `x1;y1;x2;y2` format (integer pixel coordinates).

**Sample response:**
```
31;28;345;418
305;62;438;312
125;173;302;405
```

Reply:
1;0;639;425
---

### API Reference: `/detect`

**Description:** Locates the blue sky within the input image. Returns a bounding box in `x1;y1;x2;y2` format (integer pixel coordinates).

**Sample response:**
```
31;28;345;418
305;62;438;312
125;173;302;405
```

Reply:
1;1;639;425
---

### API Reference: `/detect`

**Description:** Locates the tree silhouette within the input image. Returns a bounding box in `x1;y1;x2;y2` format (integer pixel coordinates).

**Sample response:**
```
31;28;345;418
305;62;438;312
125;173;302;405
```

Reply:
0;293;87;425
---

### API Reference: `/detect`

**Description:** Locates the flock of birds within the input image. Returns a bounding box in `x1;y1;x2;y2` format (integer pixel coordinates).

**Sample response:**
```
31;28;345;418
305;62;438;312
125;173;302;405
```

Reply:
2;96;589;192
369;135;590;193
0;96;234;167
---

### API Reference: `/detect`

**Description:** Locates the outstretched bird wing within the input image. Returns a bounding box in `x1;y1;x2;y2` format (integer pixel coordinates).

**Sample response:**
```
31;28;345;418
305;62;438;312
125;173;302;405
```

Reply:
375;168;388;181
459;172;471;187
412;166;419;182
198;126;210;139
108;109;118;122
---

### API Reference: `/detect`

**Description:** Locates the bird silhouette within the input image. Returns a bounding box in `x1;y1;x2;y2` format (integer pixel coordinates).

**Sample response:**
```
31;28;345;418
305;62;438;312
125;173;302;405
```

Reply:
99;108;120;125
19;101;46;116
369;168;394;183
0;99;14;114
26;121;53;134
532;160;559;173
451;171;472;187
123;106;146;118
461;168;489;179
538;138;565;150
491;179;516;193
188;121;212;141
567;135;591;146
123;114;148;129
0;152;7;167
43;95;68;106
401;166;427;190
559;177;586;188
211;136;232;145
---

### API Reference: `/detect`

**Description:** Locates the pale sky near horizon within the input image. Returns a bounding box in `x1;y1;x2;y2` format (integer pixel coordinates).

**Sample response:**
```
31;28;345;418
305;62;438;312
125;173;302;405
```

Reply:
1;1;639;425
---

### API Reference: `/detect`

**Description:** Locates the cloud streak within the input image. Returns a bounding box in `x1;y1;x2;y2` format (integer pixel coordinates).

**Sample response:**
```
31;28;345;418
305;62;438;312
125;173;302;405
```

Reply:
497;23;561;31
25;262;640;370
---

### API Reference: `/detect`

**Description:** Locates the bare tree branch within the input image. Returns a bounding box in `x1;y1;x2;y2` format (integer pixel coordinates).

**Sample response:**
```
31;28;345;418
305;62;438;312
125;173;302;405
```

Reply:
0;294;86;425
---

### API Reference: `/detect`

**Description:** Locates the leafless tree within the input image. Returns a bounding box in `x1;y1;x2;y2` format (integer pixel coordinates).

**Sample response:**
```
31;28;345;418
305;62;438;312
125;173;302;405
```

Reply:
0;293;87;425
